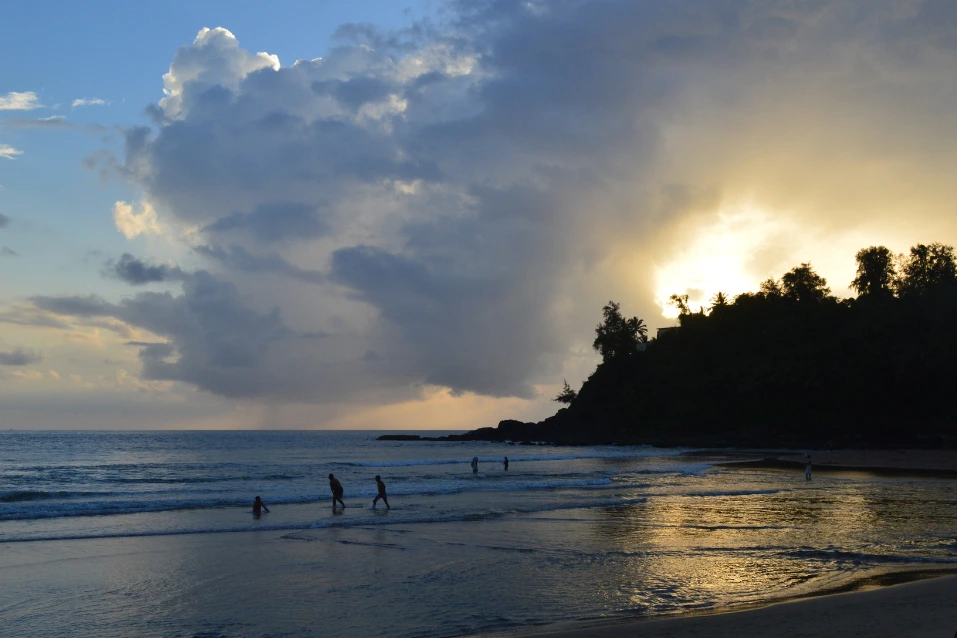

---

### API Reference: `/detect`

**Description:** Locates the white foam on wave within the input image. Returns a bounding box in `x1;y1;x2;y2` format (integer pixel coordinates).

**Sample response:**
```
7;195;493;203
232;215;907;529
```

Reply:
0;496;647;544
0;476;620;521
344;447;684;468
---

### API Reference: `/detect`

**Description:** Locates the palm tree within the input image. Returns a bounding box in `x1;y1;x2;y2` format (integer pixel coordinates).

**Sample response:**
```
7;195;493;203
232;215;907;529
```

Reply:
593;301;647;361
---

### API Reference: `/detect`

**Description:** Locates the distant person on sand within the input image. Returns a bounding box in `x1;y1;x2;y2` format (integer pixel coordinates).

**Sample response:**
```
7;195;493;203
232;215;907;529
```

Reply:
471;456;479;473
805;455;812;481
329;473;345;508
373;475;390;509
504;456;509;471
253;496;269;518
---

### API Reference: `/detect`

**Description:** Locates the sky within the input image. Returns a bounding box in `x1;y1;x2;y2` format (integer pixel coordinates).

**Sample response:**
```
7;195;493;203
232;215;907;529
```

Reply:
3;0;957;430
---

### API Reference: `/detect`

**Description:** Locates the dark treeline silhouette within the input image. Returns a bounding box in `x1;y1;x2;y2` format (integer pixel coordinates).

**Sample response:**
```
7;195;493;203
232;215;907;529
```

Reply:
455;243;957;448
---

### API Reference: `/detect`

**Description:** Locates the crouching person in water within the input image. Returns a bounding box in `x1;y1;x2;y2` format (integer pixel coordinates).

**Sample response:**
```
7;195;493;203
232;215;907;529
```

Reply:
373;475;390;509
329;473;345;509
253;495;270;518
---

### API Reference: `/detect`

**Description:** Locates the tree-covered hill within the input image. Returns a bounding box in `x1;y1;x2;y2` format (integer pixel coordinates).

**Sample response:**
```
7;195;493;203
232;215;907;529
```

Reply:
480;243;957;448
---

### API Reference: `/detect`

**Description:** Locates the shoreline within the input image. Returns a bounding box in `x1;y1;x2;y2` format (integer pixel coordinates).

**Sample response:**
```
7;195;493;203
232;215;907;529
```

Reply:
709;448;957;476
485;569;957;637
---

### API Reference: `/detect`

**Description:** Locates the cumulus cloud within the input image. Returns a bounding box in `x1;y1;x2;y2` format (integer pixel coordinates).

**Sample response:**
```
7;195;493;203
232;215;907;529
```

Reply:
158;27;280;120
0;348;43;366
112;200;162;238
0;91;42;110
72;97;108;108
0;144;22;160
52;1;957;407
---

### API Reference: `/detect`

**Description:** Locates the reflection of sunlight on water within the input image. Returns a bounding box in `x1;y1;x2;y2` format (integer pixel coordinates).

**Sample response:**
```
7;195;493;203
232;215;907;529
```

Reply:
585;472;957;616
7;456;957;638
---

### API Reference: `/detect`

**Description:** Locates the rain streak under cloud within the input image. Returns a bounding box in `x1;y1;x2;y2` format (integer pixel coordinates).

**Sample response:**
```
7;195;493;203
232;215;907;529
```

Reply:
5;0;957;428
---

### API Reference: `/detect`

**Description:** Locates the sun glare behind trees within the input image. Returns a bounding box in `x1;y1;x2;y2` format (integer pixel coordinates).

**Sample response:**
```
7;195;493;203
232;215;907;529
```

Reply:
547;241;957;447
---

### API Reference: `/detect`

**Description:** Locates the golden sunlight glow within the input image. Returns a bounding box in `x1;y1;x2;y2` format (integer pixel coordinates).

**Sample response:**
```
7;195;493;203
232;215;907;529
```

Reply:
653;205;798;318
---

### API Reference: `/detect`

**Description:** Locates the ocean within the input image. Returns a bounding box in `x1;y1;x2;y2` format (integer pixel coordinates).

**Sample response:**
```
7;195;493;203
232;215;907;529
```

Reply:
1;431;956;637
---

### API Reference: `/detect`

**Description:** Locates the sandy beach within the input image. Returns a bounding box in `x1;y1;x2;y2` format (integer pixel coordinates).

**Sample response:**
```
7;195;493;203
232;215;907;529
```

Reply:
493;572;957;637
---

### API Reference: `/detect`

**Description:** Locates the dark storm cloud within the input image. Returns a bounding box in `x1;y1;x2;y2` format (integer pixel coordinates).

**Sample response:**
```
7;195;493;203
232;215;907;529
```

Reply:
0;348;42;366
193;244;325;284
0;214;9;228
204;202;328;244
106;253;189;285
70;2;957;404
32;272;307;398
33;294;114;318
1;246;17;257
312;76;394;111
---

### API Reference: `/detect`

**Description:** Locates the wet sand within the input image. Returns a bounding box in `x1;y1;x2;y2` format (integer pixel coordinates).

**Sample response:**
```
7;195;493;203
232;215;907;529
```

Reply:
717;449;957;475
493;572;957;637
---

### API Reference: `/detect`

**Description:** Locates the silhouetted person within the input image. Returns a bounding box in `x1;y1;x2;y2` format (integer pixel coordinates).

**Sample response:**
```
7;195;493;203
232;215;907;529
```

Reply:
805;455;812;481
503;456;509;471
471;456;479;473
373;475;390;509
253;496;269;518
329;473;345;508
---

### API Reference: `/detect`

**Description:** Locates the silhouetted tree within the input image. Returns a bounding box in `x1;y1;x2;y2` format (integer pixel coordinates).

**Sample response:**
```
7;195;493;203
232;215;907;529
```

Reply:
759;278;782;297
896;243;957;297
593;301;646;362
532;244;957;448
669;294;691;315
851;246;896;298
781;263;830;303
554;379;577;404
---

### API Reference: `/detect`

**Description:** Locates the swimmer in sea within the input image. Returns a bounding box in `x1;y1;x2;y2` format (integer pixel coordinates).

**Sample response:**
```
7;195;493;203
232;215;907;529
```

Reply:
329;473;346;509
253;495;269;518
504;456;509;471
372;475;390;509
471;456;479;473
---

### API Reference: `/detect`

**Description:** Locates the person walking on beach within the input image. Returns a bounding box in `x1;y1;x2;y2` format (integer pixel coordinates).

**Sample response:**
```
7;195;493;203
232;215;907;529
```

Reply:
329;473;346;508
253;496;269;518
805;455;813;481
373;475;390;509
503;456;509;471
471;456;479;473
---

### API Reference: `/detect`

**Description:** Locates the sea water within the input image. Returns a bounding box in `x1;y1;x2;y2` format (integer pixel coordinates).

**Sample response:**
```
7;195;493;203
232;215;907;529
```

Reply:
1;431;956;637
